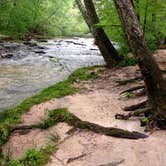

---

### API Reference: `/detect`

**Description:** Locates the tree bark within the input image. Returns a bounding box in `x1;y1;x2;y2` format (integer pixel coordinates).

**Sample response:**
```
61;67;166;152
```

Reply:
76;0;121;67
113;0;166;123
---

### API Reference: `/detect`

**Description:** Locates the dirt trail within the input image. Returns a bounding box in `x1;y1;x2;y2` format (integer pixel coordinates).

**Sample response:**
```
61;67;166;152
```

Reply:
2;49;166;166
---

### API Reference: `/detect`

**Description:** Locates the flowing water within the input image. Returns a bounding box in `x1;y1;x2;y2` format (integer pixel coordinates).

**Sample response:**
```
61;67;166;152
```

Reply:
0;37;105;110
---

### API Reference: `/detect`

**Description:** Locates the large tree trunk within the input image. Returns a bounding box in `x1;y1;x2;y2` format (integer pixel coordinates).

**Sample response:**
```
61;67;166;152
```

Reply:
75;0;121;68
113;0;166;124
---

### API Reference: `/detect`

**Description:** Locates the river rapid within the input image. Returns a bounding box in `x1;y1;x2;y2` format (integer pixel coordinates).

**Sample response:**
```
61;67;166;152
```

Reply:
0;37;105;110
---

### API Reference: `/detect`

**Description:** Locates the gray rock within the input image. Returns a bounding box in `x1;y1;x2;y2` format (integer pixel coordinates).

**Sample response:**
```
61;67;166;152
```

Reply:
34;50;46;54
0;53;14;58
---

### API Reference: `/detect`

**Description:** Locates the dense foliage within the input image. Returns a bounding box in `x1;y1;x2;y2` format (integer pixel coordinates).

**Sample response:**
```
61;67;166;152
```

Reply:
0;0;165;48
0;0;88;39
96;0;166;53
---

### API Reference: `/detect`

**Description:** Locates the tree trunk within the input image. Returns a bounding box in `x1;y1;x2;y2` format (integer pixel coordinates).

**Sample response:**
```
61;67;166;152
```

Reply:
76;0;121;68
113;0;166;124
135;0;140;21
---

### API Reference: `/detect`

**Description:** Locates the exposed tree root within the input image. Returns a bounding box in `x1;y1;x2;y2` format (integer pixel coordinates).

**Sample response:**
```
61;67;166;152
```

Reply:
123;100;148;111
12;124;41;132
120;85;145;95
117;76;143;85
115;107;152;120
41;108;148;139
11;108;148;139
99;159;125;166
66;154;87;164
80;121;148;139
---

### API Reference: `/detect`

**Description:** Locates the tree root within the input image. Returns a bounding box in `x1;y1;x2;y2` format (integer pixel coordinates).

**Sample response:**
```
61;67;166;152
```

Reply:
11;124;41;132
81;121;148;139
117;76;143;85
66;154;87;164
115;107;152;120
123;100;148;111
120;85;145;95
11;109;148;139
40;108;148;139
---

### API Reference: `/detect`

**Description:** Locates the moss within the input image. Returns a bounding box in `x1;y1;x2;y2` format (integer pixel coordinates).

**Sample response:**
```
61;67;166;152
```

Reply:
121;92;134;98
1;145;55;166
0;66;103;146
140;117;149;126
68;66;100;83
40;108;89;130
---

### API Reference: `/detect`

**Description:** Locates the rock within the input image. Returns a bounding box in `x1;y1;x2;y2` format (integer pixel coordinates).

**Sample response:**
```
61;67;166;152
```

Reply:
90;48;98;51
36;46;47;50
48;56;54;58
23;41;38;47
0;53;14;58
23;41;32;45
37;39;47;42
3;44;19;50
34;50;46;54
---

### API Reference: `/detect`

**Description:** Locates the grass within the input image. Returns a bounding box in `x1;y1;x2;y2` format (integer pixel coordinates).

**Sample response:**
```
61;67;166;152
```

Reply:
118;56;137;67
0;145;55;166
121;92;134;98
40;108;80;129
40;108;91;131
0;66;103;146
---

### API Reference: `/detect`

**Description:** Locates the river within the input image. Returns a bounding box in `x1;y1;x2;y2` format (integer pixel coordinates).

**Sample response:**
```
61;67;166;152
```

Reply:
0;37;105;110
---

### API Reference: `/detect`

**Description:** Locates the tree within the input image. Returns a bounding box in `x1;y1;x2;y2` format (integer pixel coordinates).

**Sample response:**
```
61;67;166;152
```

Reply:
113;0;166;127
76;0;121;68
0;0;88;39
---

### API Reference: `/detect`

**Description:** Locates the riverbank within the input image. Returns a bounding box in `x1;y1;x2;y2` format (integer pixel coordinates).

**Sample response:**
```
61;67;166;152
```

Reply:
0;49;166;166
0;37;104;110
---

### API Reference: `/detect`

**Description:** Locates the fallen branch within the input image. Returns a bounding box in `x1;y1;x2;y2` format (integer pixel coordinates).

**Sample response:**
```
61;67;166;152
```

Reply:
123;100;148;111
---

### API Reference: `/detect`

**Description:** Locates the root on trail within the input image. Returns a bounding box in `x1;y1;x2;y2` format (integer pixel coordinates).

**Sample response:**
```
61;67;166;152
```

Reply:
117;76;143;85
123;100;148;111
120;85;145;95
12;124;41;132
12;108;148;140
115;107;152;120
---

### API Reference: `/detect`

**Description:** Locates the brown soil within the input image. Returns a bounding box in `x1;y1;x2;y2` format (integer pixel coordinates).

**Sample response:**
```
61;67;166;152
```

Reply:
2;49;166;166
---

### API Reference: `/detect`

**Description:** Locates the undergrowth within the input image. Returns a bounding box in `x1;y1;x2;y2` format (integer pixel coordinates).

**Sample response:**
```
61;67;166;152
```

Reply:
0;145;55;166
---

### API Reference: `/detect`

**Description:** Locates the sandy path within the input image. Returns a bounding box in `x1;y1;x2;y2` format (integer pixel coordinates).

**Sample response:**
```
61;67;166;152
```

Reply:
47;130;166;166
2;50;166;165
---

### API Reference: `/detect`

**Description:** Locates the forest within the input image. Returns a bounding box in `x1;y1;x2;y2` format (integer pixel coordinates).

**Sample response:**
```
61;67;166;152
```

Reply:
0;0;165;166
